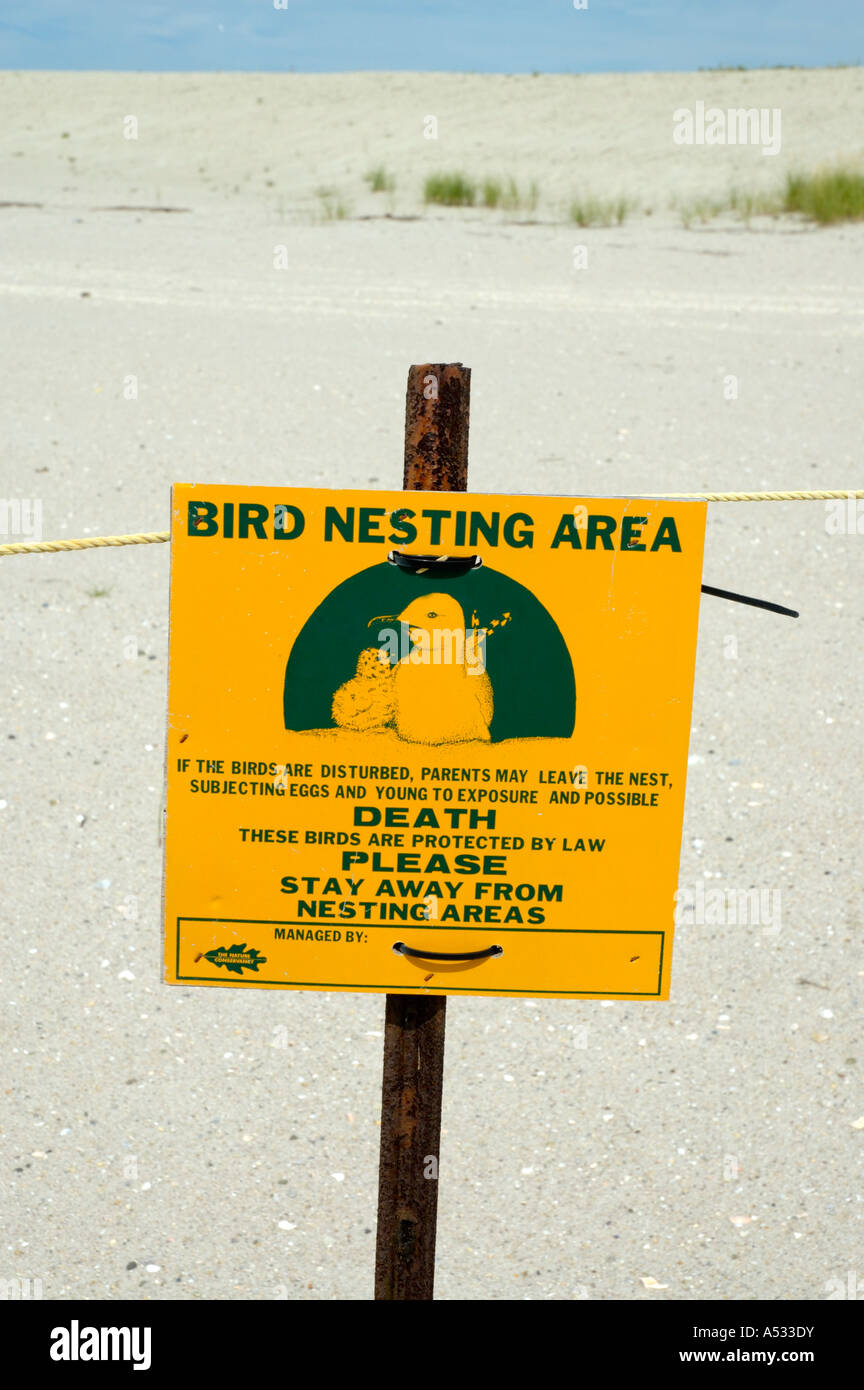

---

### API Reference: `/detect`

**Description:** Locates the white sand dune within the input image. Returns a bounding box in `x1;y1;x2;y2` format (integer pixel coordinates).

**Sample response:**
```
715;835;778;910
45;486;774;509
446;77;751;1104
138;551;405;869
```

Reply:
2;69;864;219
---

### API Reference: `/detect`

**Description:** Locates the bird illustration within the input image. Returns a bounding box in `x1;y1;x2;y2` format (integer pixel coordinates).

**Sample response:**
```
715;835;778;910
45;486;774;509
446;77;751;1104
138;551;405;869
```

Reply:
331;646;395;731
391;593;494;744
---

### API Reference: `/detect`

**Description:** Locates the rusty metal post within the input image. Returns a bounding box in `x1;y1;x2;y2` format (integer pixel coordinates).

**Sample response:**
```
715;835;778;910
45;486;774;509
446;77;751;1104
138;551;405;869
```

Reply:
401;364;471;493
373;363;471;1301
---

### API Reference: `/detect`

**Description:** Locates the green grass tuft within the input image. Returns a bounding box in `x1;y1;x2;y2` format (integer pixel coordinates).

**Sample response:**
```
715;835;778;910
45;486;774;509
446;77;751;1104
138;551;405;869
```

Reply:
783;166;864;224
673;173;864;229
569;194;637;227
316;187;350;220
423;172;477;206
364;166;396;193
481;177;539;212
675;195;728;229
727;187;782;222
504;177;539;213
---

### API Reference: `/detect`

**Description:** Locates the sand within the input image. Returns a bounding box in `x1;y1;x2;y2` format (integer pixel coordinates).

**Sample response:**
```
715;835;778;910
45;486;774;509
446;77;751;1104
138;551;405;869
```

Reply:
3;69;864;218
0;69;862;1302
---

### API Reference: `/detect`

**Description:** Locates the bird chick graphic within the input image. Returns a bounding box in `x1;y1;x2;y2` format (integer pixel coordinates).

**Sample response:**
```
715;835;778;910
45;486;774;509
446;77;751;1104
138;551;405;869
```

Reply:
331;592;510;745
392;593;493;745
330;646;395;731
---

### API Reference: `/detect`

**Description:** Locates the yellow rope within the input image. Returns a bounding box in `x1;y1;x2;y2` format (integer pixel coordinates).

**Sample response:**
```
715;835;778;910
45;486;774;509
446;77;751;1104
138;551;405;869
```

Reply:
651;490;864;502
0;491;861;558
0;531;169;557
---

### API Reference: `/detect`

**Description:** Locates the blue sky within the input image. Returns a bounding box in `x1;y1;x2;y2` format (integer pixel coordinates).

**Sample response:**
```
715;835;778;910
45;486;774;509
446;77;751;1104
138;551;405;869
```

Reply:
0;0;861;73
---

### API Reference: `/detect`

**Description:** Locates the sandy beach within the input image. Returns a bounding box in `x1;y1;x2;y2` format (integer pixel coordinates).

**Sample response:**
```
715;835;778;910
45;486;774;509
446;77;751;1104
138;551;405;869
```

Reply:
1;68;862;1302
3;68;864;217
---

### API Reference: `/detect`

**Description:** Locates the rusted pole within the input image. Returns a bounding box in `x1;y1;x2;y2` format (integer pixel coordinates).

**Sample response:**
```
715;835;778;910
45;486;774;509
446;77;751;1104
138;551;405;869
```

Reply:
373;363;471;1301
401;363;471;493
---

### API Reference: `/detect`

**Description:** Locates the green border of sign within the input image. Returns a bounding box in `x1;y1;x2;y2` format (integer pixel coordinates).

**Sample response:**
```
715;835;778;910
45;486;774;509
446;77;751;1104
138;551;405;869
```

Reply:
174;917;665;997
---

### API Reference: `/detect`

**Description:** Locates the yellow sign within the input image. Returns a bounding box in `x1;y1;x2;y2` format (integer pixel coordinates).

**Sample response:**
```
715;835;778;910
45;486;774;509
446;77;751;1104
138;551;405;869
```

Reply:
163;485;706;1000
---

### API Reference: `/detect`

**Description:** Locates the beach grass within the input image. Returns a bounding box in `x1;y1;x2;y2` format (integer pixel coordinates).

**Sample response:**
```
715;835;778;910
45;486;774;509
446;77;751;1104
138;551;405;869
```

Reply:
783;166;864;224
364;165;396;193
675;195;729;228
727;186;782;222
674;188;783;227
424;172;477;206
316;187;351;220
482;176;540;212
673;170;864;229
570;194;637;227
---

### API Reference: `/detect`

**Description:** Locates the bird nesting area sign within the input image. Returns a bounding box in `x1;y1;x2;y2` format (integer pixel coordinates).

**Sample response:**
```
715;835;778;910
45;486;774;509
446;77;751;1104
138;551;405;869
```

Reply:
162;483;706;1000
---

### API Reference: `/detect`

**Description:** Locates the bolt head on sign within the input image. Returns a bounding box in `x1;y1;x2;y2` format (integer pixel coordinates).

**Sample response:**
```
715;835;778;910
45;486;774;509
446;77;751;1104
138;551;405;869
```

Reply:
163;485;706;1000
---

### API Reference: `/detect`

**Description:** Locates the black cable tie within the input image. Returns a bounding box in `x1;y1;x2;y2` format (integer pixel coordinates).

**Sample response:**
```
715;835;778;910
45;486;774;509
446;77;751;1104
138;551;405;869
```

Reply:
388;550;483;577
388;553;797;616
701;583;798;618
392;941;503;962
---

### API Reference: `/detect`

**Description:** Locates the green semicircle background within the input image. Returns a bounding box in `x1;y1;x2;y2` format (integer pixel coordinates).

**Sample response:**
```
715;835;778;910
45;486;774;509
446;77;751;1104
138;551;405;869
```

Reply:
283;562;575;743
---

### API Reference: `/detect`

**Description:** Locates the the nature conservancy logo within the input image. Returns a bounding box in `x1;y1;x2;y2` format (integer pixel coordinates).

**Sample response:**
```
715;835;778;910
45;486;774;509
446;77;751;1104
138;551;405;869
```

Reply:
50;1320;151;1370
201;943;268;975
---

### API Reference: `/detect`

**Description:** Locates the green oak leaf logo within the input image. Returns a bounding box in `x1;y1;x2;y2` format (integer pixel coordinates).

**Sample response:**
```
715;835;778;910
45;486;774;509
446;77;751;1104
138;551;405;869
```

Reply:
203;943;268;976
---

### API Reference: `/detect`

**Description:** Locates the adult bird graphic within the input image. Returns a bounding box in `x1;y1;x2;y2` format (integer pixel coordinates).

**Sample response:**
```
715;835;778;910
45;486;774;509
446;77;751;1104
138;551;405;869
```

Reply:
391;593;493;745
